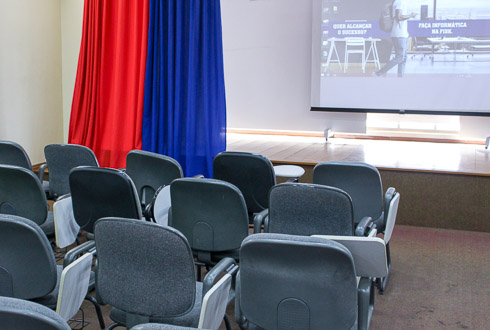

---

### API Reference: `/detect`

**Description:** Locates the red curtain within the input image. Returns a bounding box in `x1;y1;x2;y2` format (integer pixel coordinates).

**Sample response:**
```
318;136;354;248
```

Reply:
68;0;149;168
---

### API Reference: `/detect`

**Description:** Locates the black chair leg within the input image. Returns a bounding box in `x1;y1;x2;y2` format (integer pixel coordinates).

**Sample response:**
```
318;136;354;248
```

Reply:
84;295;105;329
377;242;392;294
224;314;232;330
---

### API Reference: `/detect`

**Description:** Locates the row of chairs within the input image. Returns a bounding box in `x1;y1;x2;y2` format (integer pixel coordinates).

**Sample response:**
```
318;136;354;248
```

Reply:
0;141;400;329
0;214;389;330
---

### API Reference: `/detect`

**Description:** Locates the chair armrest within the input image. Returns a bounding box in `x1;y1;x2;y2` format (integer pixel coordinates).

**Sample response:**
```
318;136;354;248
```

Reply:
355;217;374;237
192;174;204;179
38;163;48;182
63;240;96;268
383;187;397;227
202;257;238;297
253;209;269;234
56;193;71;202
143;202;153;222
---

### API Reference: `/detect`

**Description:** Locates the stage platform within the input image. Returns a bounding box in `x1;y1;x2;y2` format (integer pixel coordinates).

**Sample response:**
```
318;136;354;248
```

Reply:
226;133;490;232
226;133;490;176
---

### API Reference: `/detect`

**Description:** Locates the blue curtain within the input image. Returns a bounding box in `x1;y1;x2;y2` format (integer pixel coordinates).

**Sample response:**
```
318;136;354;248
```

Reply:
142;0;226;177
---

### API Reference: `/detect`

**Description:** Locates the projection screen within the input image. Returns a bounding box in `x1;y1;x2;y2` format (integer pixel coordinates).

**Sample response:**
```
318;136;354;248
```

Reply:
310;0;490;116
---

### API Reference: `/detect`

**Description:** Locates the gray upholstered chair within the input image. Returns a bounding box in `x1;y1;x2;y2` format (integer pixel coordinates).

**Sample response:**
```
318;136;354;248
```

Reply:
69;166;142;236
0;214;104;328
0;296;70;330
94;217;237;330
0;140;34;170
0;165;54;236
213;151;276;225
43;144;99;200
313;161;400;292
126;150;183;208
0;140;49;194
254;182;375;237
235;233;375;330
169;178;249;268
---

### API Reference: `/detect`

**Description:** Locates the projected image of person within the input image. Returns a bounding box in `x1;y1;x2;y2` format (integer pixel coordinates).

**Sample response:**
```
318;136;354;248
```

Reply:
376;0;416;77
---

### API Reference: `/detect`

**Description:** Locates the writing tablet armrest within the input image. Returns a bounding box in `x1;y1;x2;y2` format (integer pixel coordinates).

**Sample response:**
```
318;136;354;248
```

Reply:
63;240;96;268
203;257;238;297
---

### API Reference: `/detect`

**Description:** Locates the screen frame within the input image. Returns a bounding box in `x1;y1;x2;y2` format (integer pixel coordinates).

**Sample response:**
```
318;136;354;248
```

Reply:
310;107;490;117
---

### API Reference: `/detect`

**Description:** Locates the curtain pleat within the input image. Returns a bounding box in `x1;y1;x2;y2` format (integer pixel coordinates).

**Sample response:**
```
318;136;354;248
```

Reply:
142;0;227;177
68;0;149;168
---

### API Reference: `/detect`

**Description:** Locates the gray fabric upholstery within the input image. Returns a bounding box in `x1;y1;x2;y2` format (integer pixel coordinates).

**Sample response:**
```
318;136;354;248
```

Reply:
0;140;32;170
0;214;57;299
313;161;384;227
0;296;70;330
213;151;276;218
126;150;183;205
170;178;249;253
0;165;49;227
268;183;355;236
95;218;197;319
110;282;203;328
238;233;357;330
44;144;99;198
31;265;63;309
70;167;142;234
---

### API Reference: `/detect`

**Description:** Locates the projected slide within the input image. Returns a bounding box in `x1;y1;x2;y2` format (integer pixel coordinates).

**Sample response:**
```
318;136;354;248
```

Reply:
311;0;490;114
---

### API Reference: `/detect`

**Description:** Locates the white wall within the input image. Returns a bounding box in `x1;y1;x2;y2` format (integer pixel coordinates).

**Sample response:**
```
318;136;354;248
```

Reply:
0;0;64;164
221;0;366;134
61;0;84;142
220;0;489;139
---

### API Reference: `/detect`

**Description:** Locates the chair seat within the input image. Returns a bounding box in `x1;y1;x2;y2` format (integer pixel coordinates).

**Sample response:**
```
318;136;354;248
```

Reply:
31;265;63;309
40;211;55;236
110;282;203;328
42;180;50;194
372;212;384;233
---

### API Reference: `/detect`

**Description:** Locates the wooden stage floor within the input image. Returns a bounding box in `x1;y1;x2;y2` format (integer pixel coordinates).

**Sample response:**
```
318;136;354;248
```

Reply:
226;133;490;177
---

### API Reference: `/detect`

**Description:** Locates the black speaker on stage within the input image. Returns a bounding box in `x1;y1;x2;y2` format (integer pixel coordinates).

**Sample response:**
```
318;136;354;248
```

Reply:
421;5;428;20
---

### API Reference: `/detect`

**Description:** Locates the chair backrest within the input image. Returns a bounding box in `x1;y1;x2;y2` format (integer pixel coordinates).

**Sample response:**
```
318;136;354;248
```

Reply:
69;167;142;234
95;218;197;319
0;296;70;330
239;233;357;329
268;183;355;236
0;140;32;170
313;161;384;224
170;178;249;252
56;252;93;321
0;165;48;226
213;151;276;215
0;214;57;300
126;150;183;205
345;37;365;47
44;144;99;197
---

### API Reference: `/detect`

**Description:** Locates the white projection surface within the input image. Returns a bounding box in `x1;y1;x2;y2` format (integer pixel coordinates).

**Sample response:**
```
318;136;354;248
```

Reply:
311;0;490;115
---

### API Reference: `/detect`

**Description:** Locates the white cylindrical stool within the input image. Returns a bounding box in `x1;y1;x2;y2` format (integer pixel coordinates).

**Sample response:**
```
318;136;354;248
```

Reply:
273;165;305;182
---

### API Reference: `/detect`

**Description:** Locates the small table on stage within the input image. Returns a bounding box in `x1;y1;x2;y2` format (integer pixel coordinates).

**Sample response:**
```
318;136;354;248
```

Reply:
273;165;305;182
